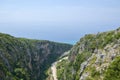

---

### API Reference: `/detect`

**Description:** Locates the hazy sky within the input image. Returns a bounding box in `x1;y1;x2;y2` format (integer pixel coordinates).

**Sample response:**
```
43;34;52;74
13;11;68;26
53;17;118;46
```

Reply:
0;0;120;44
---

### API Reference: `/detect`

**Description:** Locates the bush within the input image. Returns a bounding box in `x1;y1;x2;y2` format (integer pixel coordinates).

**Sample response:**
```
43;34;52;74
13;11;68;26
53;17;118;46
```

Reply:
104;56;120;80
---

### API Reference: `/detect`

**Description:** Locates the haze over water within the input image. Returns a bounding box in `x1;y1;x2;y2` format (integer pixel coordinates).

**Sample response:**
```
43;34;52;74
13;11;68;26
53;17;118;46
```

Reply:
0;0;120;44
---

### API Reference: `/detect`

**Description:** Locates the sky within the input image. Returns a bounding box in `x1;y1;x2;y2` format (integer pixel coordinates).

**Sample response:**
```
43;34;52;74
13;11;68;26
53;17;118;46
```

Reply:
0;0;120;44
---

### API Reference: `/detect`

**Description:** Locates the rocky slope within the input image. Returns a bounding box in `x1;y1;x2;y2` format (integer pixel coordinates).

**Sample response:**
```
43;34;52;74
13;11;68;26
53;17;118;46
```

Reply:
56;27;120;80
0;33;72;80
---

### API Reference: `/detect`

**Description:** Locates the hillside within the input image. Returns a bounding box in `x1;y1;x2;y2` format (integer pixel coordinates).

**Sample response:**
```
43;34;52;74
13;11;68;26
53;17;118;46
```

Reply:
0;27;120;80
54;27;120;80
0;33;72;80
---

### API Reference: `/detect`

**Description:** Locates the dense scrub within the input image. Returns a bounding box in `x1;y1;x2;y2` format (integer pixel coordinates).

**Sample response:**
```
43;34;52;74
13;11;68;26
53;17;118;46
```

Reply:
57;27;120;80
0;33;72;80
104;56;120;80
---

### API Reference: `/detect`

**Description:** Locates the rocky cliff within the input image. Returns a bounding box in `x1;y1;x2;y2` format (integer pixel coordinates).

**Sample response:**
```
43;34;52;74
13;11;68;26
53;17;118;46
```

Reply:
56;27;120;80
0;33;72;80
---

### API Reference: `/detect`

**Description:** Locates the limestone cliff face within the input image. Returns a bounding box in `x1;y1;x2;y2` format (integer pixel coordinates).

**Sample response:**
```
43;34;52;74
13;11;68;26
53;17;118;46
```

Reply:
56;27;120;80
0;33;72;80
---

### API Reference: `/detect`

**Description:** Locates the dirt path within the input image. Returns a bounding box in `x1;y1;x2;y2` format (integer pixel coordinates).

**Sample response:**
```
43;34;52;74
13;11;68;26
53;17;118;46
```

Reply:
51;57;68;80
51;62;58;80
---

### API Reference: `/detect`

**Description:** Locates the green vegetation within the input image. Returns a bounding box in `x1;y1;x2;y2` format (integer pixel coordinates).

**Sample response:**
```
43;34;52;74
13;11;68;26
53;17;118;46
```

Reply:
73;51;92;80
0;33;72;80
91;67;100;79
56;51;92;80
0;27;120;80
104;56;120;80
56;27;120;80
57;60;68;80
